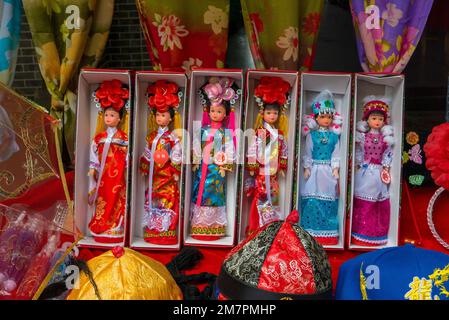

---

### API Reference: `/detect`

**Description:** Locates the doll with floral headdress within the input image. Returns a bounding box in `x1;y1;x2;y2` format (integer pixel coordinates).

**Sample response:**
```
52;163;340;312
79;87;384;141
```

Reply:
245;76;290;235
140;80;183;245
299;90;343;246
190;77;240;241
88;79;130;243
351;96;394;246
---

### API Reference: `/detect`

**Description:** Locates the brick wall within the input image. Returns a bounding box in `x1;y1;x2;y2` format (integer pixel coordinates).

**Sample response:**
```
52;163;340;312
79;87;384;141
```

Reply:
11;0;151;107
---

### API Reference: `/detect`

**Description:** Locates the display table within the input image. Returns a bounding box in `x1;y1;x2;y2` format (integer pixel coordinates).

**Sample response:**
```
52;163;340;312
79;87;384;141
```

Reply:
3;171;449;294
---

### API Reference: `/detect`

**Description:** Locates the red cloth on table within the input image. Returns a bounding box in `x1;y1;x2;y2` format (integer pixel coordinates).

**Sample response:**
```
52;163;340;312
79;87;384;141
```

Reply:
2;171;449;293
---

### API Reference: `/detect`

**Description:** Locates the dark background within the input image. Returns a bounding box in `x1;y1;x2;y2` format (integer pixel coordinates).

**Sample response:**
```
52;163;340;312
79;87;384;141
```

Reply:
11;0;449;132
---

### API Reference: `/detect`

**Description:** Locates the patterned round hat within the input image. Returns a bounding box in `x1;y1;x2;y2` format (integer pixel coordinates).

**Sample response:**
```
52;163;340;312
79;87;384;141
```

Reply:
216;211;333;300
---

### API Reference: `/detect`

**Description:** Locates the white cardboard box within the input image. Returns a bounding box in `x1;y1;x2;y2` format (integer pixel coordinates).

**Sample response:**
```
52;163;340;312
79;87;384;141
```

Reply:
296;72;352;250
183;69;244;248
130;71;187;251
238;70;299;243
348;73;404;250
74;69;132;249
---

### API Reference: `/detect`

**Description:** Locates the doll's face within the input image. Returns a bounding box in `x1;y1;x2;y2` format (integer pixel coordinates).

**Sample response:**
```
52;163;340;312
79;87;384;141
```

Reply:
155;111;172;127
316;114;333;127
263;108;279;124
209;104;227;123
104;109;121;127
367;113;385;129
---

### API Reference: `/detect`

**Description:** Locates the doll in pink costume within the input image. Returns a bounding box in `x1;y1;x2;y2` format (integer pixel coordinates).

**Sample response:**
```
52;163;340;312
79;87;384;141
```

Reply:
351;96;394;246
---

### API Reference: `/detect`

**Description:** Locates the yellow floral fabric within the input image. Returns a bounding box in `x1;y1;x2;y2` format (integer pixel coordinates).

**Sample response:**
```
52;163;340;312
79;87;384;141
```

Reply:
23;0;114;160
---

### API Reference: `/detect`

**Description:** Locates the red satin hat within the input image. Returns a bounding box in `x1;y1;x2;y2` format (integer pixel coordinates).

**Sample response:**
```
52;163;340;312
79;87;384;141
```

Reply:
216;210;332;300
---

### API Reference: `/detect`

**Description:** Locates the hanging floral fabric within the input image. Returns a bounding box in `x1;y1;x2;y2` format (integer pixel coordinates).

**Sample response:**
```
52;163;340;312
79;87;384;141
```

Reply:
0;0;21;86
22;0;114;160
240;0;324;70
350;0;434;72
136;0;230;73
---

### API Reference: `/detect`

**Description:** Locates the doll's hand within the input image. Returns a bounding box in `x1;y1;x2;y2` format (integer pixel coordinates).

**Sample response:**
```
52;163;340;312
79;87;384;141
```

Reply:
174;174;179;182
219;167;226;177
279;170;286;178
249;170;255;176
303;168;311;180
88;189;96;205
88;169;97;179
332;168;340;179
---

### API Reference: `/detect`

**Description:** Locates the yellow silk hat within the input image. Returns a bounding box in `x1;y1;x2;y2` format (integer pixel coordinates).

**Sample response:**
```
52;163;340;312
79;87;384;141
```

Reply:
67;247;182;300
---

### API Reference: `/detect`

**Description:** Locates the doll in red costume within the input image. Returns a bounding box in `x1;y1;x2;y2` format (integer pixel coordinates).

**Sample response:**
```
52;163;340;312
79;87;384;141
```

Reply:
140;80;183;245
88;79;130;243
245;76;290;235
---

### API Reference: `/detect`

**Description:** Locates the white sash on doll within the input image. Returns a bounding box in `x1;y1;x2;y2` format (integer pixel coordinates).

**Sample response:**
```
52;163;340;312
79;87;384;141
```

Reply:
147;127;168;211
90;127;117;214
263;122;278;204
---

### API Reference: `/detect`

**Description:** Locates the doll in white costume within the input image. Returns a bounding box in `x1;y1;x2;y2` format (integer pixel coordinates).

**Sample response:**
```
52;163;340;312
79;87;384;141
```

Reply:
351;96;394;246
299;90;343;246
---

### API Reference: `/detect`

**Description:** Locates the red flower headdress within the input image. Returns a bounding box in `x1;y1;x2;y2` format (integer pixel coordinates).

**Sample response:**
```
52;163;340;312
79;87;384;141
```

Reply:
424;123;449;191
423;122;449;250
254;76;291;112
94;79;130;112
147;80;181;113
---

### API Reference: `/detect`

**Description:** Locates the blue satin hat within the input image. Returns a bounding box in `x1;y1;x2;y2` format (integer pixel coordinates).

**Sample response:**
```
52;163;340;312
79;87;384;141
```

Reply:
336;244;449;300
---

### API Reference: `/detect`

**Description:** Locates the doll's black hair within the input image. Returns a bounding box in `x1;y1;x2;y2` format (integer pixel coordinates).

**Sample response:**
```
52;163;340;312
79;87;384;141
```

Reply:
366;110;386;119
104;106;125;120
263;103;281;112
151;107;175;119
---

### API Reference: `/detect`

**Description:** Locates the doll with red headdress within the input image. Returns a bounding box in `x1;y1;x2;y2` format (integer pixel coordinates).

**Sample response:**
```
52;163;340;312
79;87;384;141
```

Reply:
140;80;183;245
245;76;290;235
88;79;130;243
190;77;241;241
351;96;394;246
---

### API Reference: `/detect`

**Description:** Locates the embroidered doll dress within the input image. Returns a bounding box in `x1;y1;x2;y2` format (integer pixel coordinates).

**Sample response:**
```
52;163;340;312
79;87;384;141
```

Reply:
190;121;235;240
246;121;288;233
300;126;341;244
88;126;128;243
351;124;394;246
140;126;182;245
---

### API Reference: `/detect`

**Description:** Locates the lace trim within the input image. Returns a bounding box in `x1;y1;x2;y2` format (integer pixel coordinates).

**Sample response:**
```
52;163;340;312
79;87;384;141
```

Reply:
302;194;338;201
142;207;176;232
354;194;389;202
190;203;227;227
305;229;339;238
312;160;331;165
351;233;387;245
257;204;282;227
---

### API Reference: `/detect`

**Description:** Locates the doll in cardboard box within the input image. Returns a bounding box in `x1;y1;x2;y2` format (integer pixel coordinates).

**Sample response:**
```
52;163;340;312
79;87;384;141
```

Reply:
351;96;394;246
245;76;290;235
190;77;240;241
140;80;183;245
300;90;343;246
88;79;130;243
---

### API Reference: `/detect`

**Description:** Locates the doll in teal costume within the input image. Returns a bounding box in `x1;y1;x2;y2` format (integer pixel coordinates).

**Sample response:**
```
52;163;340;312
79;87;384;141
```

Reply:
300;90;342;246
